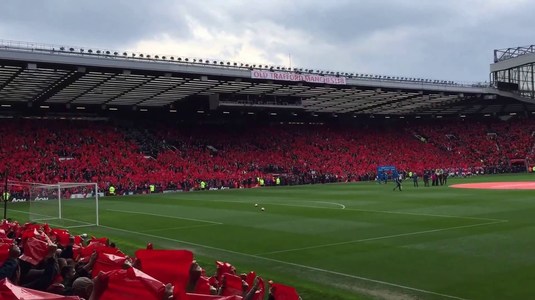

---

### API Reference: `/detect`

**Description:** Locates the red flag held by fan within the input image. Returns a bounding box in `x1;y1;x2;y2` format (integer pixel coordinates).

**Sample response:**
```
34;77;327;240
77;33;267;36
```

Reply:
91;253;128;277
220;273;244;297
97;267;168;300
271;282;300;300
19;236;49;266
215;261;235;282
135;249;193;300
0;278;80;300
186;293;242;300
0;243;13;265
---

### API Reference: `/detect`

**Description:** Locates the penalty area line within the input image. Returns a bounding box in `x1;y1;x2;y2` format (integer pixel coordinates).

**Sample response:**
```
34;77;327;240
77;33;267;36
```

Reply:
97;224;470;300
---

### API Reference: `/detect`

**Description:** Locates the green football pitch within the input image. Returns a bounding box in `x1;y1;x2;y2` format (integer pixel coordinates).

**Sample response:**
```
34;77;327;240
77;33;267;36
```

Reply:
6;174;535;300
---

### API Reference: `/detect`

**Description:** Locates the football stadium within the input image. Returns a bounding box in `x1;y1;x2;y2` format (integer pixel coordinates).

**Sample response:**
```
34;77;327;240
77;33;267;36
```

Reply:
1;38;535;300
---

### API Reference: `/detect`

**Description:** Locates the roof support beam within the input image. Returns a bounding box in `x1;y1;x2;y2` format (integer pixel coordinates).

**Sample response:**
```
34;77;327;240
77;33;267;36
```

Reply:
32;68;87;105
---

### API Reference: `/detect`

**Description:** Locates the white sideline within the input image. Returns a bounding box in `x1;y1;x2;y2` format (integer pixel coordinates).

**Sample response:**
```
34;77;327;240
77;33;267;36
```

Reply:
98;224;470;300
106;209;223;225
255;220;508;256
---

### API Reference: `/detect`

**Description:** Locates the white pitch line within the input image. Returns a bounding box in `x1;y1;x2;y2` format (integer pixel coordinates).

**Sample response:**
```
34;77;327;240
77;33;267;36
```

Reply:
97;224;469;300
140;223;221;233
168;198;506;222
343;207;506;222
106;209;222;225
7;210;94;225
271;203;505;222
310;201;345;209
9;209;54;218
255;220;508;256
8;209;96;228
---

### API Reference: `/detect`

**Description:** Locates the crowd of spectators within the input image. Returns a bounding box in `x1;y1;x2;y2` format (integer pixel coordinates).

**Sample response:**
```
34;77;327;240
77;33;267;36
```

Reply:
1;117;535;298
409;118;535;173
1;118;535;194
0;219;301;299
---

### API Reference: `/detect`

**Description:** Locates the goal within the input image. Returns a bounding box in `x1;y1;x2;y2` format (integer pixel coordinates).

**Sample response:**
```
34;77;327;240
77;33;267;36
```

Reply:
7;181;99;228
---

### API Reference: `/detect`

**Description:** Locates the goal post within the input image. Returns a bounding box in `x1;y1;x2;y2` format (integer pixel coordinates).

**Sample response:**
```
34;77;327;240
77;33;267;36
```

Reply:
57;182;100;227
6;181;99;228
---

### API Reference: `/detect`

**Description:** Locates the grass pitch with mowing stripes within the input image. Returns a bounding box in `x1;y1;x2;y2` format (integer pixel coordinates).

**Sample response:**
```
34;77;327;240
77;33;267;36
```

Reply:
7;174;535;300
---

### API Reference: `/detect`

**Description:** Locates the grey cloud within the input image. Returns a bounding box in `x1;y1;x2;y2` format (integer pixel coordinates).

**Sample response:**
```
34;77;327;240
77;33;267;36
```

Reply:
0;0;190;48
0;0;534;81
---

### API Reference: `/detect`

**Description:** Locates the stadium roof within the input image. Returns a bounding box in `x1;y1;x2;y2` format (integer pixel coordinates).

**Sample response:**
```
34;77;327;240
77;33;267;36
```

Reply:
494;45;535;63
0;40;533;117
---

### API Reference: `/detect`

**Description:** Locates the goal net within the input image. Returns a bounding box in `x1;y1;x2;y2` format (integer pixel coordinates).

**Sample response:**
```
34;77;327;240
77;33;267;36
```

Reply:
7;181;99;228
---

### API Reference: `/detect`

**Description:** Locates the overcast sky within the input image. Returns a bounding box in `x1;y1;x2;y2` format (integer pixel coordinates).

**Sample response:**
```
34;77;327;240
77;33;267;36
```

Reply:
0;0;532;82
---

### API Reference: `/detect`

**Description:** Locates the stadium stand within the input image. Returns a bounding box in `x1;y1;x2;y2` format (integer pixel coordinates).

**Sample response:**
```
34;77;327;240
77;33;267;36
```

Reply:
1;117;535;194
